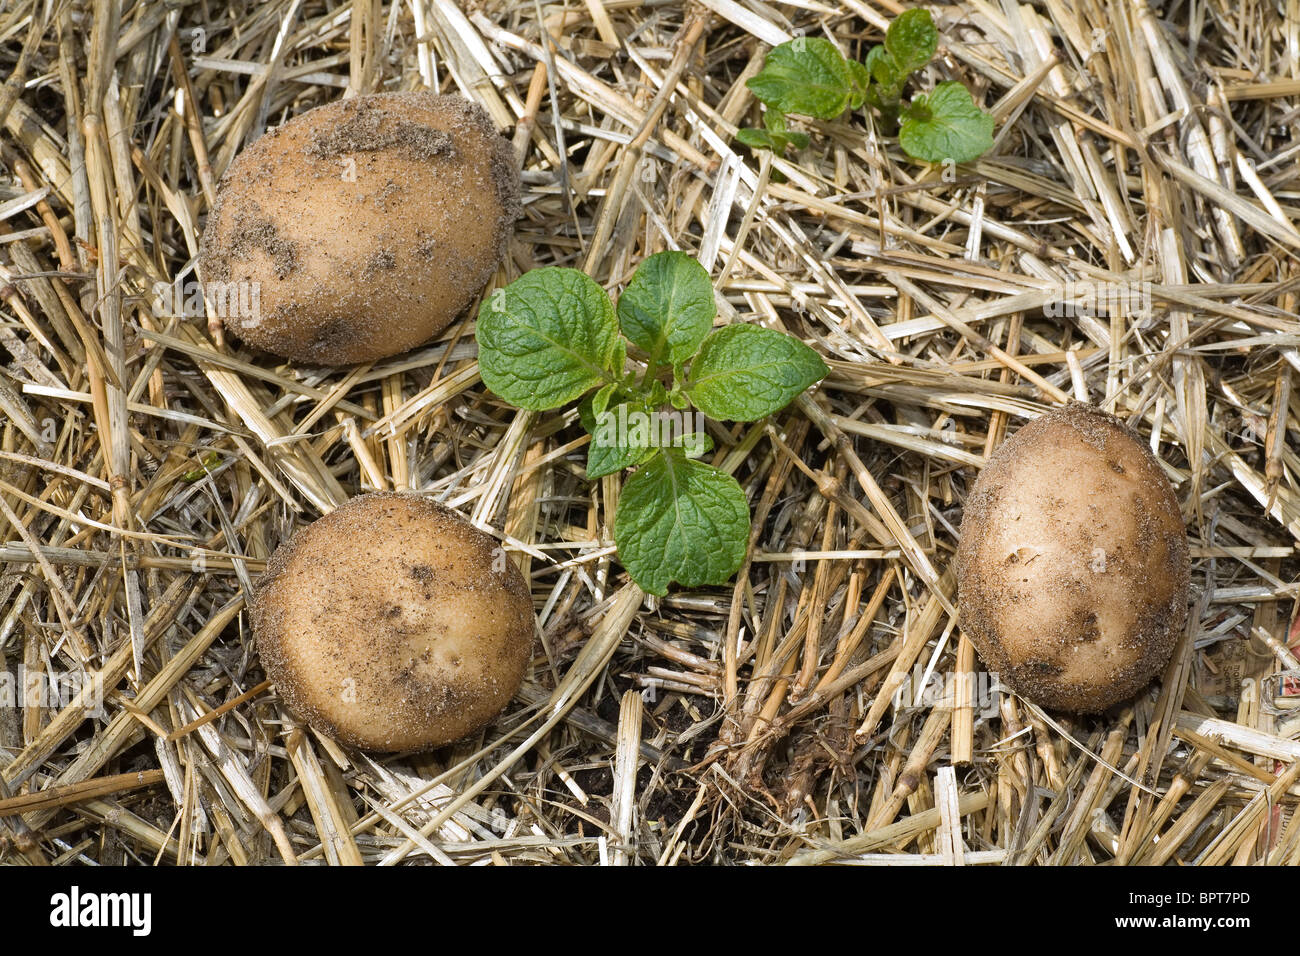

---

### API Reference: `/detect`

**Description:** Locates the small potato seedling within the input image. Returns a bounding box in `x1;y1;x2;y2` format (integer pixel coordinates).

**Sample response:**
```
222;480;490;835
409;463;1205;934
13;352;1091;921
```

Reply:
252;493;534;752
476;251;828;596
200;91;520;365
956;403;1190;713
738;10;994;165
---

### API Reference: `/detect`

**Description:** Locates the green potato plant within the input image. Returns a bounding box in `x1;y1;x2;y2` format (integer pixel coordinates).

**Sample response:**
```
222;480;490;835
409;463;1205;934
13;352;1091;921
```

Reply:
740;9;994;164
477;252;828;595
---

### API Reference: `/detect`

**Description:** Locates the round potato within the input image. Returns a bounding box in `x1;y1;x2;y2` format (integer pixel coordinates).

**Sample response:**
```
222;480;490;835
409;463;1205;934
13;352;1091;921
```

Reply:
956;403;1189;713
251;493;535;751
199;91;520;364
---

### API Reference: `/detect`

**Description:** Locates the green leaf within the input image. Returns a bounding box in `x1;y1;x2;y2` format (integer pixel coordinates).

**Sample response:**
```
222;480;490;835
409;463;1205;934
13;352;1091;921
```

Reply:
674;430;714;459
764;110;810;148
885;8;938;75
864;43;905;112
736;112;810;154
736;126;779;151
862;10;937;115
578;392;603;434
617;251;716;367
899;81;994;164
685;324;829;421
477;268;621;410
587;400;657;479
864;44;896;88
591;382;619;418
579;381;640;435
746;37;857;120
864;82;887;116
181;451;221;482
610;336;628;380
645;380;670;407
845;60;871;110
613;450;750;595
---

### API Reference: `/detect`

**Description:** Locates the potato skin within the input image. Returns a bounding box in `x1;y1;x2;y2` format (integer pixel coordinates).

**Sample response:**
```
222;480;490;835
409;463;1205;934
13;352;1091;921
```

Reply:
956;403;1189;713
252;493;534;752
200;92;520;365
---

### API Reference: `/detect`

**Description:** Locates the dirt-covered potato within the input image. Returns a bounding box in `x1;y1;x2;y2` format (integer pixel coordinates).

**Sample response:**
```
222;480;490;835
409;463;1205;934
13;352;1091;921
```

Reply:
956;403;1189;713
199;91;520;365
251;493;534;751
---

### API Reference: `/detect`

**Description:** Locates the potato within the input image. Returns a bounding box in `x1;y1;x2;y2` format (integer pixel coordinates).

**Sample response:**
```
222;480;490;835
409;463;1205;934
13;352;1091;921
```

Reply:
251;493;534;751
199;91;520;365
956;403;1189;713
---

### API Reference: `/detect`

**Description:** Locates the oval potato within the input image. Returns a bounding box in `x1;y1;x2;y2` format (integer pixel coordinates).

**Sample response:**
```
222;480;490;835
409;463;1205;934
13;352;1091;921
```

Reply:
956;403;1189;713
252;493;535;751
200;91;520;365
